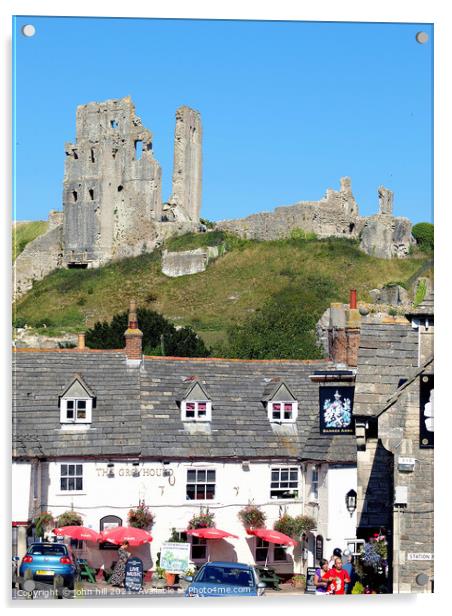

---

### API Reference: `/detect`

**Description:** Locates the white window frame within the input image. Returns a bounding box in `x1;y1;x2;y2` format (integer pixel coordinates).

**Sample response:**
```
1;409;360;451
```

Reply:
309;464;319;501
60;397;93;425
60;463;84;492
186;468;216;501
181;400;212;422
267;401;298;423
270;466;299;499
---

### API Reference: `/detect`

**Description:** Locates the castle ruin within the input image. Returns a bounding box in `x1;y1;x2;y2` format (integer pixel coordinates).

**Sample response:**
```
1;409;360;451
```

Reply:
14;97;202;298
14;97;413;300
217;178;413;258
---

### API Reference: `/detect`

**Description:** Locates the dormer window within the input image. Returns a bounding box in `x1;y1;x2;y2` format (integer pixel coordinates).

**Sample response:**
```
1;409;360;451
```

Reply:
263;379;298;423
59;375;95;427
180;378;212;422
269;402;296;421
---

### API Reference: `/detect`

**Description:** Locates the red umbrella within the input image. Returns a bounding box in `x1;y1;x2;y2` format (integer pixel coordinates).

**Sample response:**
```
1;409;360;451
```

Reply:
99;526;153;547
246;528;298;546
53;526;100;542
186;528;239;540
247;528;298;567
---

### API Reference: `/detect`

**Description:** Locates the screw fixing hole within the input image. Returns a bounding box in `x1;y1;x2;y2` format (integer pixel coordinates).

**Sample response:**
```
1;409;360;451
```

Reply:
21;24;36;37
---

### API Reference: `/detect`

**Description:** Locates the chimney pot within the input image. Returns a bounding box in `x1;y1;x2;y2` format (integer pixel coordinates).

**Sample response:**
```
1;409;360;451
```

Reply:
77;333;85;350
349;289;357;309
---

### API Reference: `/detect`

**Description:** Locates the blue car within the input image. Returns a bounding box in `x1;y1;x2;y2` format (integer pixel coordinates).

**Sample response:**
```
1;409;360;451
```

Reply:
185;561;266;598
19;543;77;589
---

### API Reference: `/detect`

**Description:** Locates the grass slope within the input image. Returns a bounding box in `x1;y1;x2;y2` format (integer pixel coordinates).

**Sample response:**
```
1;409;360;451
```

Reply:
13;221;48;261
14;233;430;354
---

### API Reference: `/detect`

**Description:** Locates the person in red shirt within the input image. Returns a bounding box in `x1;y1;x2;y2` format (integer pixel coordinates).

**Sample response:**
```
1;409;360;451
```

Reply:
322;557;351;595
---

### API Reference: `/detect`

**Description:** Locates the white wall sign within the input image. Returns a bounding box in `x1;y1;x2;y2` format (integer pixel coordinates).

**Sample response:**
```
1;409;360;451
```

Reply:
160;542;191;573
407;553;433;561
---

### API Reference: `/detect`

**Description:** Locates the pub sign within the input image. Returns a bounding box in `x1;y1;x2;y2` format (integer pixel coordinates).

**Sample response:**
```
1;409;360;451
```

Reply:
319;387;354;434
420;375;434;449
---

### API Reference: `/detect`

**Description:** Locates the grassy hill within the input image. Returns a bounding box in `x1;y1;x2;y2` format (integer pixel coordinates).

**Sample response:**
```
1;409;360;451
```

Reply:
13;231;431;354
13;221;48;261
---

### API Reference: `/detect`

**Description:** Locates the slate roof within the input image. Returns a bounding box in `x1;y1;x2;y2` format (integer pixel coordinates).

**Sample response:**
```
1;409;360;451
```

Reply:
353;323;419;417
13;349;356;464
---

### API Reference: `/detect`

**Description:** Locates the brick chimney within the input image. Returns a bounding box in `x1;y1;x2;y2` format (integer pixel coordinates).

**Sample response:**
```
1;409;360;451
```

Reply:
328;290;361;367
77;332;86;350
124;299;143;363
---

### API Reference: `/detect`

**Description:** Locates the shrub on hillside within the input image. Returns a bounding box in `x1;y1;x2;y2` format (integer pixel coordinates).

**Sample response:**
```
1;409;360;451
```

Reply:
412;223;434;252
225;276;338;360
85;308;210;358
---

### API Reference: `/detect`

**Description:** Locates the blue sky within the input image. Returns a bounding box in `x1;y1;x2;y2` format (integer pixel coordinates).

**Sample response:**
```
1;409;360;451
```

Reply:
13;17;433;223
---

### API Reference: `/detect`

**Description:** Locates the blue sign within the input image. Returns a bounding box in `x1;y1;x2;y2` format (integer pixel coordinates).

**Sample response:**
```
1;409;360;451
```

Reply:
124;557;143;592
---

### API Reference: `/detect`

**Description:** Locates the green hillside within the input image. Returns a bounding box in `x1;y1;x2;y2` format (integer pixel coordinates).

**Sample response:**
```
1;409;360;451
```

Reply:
13;221;48;261
13;232;431;355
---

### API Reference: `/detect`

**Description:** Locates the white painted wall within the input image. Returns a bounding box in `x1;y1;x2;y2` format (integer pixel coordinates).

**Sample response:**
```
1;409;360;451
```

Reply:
326;464;357;559
39;460;308;572
12;462;32;521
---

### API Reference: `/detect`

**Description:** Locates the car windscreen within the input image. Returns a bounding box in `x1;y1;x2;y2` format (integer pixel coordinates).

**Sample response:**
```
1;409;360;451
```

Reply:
196;566;253;586
29;545;67;556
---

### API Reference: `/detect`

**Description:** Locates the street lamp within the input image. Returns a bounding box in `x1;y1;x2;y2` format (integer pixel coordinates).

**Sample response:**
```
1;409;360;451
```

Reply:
345;489;357;516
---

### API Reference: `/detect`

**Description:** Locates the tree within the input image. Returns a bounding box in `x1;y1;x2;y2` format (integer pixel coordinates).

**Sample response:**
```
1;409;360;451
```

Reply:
412;222;434;252
85;308;210;357
226;277;337;360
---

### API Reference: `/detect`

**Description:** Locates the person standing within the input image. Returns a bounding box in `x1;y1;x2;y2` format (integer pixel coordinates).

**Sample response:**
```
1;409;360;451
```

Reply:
323;557;351;595
313;559;331;594
110;541;131;587
342;551;354;594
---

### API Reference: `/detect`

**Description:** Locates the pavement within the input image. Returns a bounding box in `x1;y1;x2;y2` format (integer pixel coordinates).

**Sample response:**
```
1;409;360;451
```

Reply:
13;579;307;601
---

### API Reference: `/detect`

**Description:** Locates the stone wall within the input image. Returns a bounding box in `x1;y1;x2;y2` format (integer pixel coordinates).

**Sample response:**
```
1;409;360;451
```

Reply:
63;96;163;267
13;225;63;300
217;177;413;259
161;245;222;278
379;372;434;593
169;105;202;223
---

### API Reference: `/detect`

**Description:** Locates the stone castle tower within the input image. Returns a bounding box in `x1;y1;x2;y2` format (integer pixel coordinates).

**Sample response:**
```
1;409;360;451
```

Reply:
64;97;164;267
168;106;202;223
14;97;202;297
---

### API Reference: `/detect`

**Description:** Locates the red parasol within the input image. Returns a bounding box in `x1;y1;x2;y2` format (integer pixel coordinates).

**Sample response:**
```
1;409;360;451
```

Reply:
246;528;298;547
99;526;153;547
53;526;100;542
186;527;239;540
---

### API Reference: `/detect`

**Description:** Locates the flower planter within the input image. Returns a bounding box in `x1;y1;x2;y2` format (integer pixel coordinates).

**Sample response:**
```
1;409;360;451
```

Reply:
165;572;176;586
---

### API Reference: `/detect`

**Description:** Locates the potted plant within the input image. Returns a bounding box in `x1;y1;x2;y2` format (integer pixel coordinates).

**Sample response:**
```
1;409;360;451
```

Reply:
290;574;306;590
187;507;215;529
238;504;266;529
128;500;155;529
153;566;167;589
34;512;54;538
56;510;83;527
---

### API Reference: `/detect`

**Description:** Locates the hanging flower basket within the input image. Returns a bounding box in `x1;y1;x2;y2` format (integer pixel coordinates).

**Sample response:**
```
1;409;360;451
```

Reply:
237;504;266;529
273;514;316;539
128;501;155;529
188;508;215;529
56;511;83;527
34;512;55;538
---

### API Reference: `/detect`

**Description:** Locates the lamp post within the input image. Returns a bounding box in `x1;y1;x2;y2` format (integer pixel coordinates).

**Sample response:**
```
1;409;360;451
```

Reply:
345;489;357;517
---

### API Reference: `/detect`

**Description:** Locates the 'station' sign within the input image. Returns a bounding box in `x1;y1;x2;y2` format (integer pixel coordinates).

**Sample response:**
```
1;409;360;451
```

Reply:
124;557;144;592
407;553;433;561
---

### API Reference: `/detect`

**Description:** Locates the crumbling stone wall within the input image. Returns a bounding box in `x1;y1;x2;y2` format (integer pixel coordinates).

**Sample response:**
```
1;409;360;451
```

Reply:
13;225;63;299
63;96;163;266
168;106;202;223
161;245;223;278
217;177;413;258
